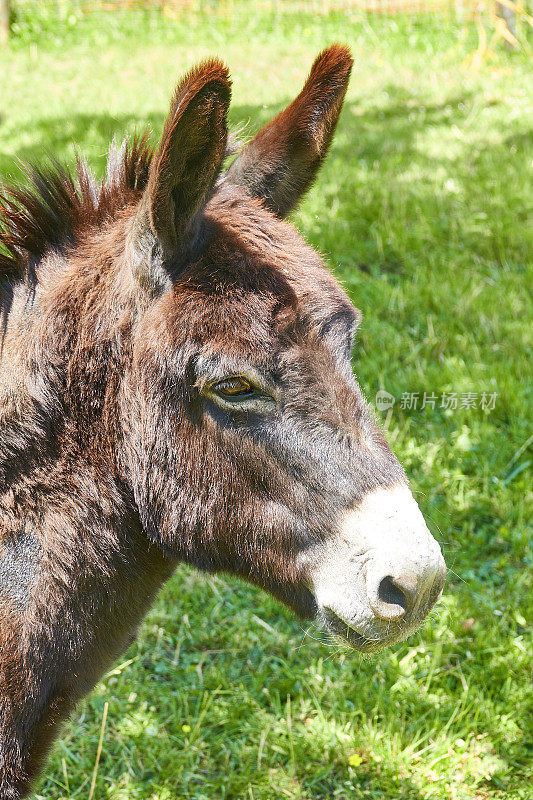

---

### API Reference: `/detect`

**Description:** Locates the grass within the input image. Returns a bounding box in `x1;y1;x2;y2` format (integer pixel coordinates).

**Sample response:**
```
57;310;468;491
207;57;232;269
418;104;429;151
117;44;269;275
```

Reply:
1;5;532;799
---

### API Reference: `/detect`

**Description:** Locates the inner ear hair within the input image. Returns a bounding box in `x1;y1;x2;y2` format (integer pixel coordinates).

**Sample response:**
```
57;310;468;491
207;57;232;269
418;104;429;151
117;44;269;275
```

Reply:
132;59;232;290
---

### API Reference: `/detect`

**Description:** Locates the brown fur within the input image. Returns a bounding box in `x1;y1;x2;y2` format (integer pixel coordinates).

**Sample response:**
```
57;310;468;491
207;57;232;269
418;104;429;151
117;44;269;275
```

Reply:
0;46;405;798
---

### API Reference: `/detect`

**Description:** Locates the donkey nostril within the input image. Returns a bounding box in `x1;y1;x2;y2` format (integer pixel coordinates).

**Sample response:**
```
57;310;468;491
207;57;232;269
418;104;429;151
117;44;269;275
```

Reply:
378;575;408;611
368;571;419;621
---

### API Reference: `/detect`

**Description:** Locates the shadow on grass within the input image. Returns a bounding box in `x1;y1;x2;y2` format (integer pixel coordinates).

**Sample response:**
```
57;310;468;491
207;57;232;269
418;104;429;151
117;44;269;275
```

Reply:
0;91;479;169
1;88;529;271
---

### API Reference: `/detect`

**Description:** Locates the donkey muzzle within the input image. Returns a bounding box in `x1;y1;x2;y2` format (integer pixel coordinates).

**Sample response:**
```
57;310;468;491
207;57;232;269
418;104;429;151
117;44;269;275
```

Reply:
309;483;447;651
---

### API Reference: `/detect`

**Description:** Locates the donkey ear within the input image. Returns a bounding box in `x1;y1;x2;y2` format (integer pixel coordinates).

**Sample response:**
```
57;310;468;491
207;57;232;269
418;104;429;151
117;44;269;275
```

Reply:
133;59;231;279
224;44;352;218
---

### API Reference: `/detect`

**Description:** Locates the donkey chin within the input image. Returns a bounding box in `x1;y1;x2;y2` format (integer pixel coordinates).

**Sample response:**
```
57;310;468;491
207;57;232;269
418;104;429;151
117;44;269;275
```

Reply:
307;484;447;652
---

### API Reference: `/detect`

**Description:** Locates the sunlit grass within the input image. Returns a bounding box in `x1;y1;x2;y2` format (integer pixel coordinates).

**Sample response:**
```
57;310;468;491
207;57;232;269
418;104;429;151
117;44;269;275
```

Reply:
0;7;531;800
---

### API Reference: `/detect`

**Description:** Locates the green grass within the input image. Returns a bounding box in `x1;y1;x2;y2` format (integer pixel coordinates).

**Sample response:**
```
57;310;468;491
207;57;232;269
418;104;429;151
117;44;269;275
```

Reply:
1;6;532;799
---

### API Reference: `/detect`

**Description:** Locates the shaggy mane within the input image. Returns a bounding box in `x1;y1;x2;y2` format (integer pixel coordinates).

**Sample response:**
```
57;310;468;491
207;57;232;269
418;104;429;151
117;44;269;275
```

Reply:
0;134;153;287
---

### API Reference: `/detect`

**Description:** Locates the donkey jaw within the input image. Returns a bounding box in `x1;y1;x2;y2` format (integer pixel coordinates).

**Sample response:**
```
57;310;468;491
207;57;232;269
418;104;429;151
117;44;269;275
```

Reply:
309;483;447;652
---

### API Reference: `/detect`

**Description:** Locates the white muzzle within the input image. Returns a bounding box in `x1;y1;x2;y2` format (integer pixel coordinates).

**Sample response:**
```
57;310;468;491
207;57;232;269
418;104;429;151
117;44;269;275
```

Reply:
308;483;447;651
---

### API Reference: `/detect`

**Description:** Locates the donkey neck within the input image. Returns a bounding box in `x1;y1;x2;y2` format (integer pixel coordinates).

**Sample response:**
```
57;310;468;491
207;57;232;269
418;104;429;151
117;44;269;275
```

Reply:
0;216;141;480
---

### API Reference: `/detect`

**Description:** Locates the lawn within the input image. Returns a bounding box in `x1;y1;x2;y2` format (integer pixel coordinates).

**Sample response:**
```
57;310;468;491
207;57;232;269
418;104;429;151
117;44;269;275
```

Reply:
0;4;531;799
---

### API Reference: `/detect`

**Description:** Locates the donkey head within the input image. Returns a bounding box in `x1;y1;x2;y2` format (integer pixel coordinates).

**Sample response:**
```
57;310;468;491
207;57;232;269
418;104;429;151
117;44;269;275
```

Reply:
123;45;446;652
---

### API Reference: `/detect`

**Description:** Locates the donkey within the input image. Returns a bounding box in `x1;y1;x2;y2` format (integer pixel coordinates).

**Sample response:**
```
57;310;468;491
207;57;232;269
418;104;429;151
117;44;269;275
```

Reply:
0;45;446;798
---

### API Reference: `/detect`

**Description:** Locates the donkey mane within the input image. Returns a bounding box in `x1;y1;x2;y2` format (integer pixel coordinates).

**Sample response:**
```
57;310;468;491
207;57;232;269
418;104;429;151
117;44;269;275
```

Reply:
0;134;153;287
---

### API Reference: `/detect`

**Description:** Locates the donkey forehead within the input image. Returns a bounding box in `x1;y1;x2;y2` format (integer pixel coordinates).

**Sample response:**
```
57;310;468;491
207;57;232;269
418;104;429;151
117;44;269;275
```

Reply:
204;189;325;281
162;192;359;352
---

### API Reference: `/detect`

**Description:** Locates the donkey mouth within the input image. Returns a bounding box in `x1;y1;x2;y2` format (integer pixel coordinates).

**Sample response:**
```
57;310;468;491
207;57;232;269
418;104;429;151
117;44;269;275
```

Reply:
322;608;388;653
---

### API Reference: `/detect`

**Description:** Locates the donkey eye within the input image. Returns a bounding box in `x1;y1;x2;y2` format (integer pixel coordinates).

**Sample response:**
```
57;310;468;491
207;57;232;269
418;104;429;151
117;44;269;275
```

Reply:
213;377;254;398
